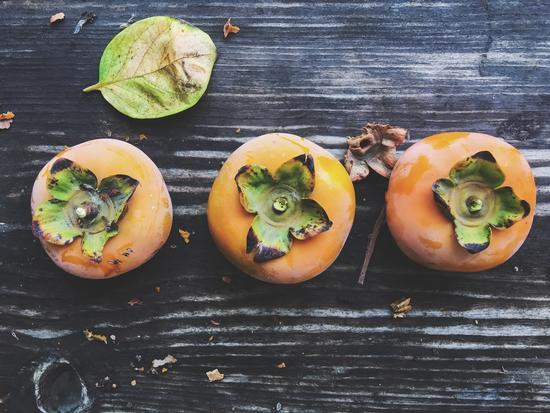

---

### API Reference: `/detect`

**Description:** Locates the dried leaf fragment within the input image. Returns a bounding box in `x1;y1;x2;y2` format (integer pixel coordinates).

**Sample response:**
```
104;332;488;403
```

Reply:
74;11;95;34
49;12;65;25
83;328;108;344
276;362;286;369
151;354;177;368
0;111;15;130
128;297;143;306
206;368;224;382
390;297;412;319
344;123;408;181
119;14;136;30
223;18;240;38
179;229;191;244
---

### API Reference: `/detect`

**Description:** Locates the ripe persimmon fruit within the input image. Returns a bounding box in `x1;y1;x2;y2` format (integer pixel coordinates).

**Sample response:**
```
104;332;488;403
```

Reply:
208;133;356;284
31;139;173;279
386;132;535;272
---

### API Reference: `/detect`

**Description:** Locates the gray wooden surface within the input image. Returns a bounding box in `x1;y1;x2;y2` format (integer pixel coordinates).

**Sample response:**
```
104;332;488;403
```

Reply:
1;0;549;412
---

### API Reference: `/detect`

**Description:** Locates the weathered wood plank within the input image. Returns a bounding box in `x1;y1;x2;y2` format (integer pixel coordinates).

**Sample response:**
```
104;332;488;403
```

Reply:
1;0;549;412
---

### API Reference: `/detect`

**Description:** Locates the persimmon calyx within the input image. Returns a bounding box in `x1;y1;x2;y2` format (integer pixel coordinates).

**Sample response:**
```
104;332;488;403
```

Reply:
235;154;332;262
432;151;530;254
32;158;139;262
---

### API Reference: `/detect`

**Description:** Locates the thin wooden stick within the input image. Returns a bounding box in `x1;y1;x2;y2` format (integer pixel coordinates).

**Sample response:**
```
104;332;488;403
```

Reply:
357;206;386;285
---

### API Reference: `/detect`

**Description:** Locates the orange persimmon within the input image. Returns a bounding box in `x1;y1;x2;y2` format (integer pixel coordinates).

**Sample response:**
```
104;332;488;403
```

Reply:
31;139;172;279
208;133;356;284
386;132;536;272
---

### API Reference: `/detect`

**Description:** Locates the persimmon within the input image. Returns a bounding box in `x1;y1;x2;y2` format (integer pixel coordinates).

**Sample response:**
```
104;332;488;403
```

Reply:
31;139;172;279
386;132;535;272
207;133;355;284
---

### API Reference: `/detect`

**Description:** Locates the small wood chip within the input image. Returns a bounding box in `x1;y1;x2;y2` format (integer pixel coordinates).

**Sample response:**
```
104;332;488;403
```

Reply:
390;297;412;319
235;128;241;133
83;329;108;344
222;276;232;284
210;319;220;326
138;133;148;142
0;112;15;130
223;18;240;38
208;335;215;342
49;12;65;24
128;298;143;306
178;229;191;244
152;354;177;368
161;367;168;374
206;368;224;382
155;286;161;293
276;362;286;369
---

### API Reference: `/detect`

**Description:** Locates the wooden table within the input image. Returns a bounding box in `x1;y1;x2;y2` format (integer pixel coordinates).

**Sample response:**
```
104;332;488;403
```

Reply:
1;1;549;412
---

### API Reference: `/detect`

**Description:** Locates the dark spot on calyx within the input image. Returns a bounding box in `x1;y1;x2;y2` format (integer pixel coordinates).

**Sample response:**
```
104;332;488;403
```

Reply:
521;200;531;218
254;244;287;263
246;226;258;253
471;151;496;163
464;241;490;254
50;158;74;174
294;153;315;176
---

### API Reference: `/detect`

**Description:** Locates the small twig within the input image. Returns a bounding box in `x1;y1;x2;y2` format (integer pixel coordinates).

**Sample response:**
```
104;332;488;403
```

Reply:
357;206;386;285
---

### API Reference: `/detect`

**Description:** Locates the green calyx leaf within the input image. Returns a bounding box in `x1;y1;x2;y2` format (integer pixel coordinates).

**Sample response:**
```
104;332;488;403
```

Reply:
432;151;530;254
33;158;139;262
236;154;332;263
83;16;217;119
47;158;98;201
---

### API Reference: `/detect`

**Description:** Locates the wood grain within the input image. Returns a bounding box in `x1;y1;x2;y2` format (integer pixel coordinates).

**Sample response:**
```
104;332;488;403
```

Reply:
1;0;549;412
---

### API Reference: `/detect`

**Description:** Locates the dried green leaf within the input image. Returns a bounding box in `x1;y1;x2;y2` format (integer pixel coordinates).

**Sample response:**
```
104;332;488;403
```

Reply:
83;16;217;119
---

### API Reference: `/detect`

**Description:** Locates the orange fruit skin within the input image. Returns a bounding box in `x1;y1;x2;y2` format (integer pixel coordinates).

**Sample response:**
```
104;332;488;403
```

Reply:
207;133;356;284
386;132;536;272
31;139;173;279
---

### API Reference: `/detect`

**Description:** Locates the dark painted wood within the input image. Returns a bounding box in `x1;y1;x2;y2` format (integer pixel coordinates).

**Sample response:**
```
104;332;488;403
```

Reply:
1;1;549;412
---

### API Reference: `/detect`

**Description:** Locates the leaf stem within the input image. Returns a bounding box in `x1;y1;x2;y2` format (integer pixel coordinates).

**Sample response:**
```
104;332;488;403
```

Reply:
357;206;386;285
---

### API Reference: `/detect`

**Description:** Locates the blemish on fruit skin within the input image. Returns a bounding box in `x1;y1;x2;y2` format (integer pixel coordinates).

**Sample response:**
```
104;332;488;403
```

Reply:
419;236;443;250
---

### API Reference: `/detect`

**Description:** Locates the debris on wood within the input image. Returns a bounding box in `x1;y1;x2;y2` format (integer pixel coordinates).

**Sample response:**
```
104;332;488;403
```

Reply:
344;123;408;181
276;362;286;369
49;12;65;25
127;297;143;306
235;128;241;133
357;206;386;285
223;18;240;38
210;319;220;326
11;331;19;340
110;334;116;341
178;228;191;244
130;379;137;386
0;112;15;130
74;11;95;34
390;297;412;319
155;286;161;293
119;14;136;30
83;329;108;344
138;133;148;142
222;276;232;284
514;266;519;272
206;368;224;382
151;354;177;368
161;367;168;373
208;335;215;342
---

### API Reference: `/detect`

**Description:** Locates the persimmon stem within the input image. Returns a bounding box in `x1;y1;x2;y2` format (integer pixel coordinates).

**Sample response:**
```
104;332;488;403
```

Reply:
358;206;386;285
